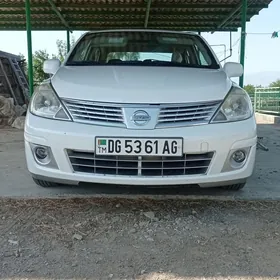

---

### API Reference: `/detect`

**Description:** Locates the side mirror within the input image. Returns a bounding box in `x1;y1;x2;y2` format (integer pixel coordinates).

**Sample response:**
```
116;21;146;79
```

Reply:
223;62;243;78
43;59;61;75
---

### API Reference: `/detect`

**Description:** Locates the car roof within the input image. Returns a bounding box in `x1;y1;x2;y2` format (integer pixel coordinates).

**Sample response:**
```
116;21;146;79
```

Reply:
85;29;198;36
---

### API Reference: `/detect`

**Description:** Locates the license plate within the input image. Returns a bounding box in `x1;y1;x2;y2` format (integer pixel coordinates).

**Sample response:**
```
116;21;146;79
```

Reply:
95;137;183;156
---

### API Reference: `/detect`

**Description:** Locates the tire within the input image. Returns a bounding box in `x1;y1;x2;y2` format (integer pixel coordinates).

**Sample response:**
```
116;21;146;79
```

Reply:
221;182;246;191
32;177;57;188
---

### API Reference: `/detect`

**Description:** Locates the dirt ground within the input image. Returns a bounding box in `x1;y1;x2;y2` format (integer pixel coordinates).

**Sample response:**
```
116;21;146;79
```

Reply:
1;198;280;279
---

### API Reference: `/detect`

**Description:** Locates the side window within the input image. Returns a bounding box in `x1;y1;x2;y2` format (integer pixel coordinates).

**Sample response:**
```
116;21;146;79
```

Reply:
198;51;208;66
193;43;211;66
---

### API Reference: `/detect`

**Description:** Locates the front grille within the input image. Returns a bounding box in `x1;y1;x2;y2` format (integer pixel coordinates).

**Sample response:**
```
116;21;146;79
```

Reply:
62;98;125;127
63;98;221;128
157;101;221;127
67;150;214;177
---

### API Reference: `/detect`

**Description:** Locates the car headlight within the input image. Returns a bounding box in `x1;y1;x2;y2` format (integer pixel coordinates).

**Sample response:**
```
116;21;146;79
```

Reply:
30;82;71;121
210;86;253;123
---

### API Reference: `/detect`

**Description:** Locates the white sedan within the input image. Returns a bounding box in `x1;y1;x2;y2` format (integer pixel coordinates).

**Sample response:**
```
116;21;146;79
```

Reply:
24;29;256;190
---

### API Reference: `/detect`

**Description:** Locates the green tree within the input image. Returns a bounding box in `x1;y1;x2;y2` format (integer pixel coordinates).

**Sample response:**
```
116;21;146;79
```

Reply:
56;37;75;62
244;84;255;96
269;79;280;88
19;37;76;85
56;39;66;62
32;50;50;85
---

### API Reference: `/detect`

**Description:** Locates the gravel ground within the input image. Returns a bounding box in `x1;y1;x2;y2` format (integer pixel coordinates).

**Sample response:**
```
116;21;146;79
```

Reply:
1;198;280;280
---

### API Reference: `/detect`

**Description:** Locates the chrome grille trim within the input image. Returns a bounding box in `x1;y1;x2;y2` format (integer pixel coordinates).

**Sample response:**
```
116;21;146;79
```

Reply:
67;150;214;177
62;98;222;128
157;101;221;126
62;98;125;127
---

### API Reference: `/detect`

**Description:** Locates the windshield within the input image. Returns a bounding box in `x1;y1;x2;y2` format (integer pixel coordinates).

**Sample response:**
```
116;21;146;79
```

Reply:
66;31;219;69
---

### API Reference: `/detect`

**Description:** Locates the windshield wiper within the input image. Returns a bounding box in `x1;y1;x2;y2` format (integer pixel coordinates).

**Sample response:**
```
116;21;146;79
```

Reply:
66;61;102;66
106;60;193;67
107;60;140;65
141;60;185;67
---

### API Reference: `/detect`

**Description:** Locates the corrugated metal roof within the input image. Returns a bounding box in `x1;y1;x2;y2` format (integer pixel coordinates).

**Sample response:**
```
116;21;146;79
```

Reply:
0;0;272;31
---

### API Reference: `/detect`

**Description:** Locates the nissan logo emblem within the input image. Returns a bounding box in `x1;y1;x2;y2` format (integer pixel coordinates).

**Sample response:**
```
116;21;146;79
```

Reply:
131;110;151;126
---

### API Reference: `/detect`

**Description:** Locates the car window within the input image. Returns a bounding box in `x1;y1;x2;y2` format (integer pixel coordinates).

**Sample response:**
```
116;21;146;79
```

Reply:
198;51;209;66
67;31;219;69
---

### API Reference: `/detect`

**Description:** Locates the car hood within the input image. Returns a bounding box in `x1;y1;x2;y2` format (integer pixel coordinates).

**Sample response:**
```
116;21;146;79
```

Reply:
51;66;232;103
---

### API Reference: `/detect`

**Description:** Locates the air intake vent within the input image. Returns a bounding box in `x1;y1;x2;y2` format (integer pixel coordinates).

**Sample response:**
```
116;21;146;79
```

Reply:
67;150;214;177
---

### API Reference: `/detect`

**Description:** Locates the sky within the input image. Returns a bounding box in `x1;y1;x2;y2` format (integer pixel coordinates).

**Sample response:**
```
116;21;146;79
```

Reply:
0;0;279;86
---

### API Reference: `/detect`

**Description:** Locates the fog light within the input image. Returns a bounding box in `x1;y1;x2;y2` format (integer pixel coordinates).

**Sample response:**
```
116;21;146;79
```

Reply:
35;146;48;160
29;143;58;169
232;150;246;163
31;144;51;165
222;147;251;172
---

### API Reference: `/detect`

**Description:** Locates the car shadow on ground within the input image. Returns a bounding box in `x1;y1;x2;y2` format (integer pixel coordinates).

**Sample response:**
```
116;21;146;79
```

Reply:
62;181;235;197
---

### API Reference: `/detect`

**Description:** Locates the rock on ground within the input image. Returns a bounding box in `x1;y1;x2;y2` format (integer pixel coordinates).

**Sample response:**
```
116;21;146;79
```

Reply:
14;105;26;117
0;96;27;127
11;116;25;130
0;96;17;125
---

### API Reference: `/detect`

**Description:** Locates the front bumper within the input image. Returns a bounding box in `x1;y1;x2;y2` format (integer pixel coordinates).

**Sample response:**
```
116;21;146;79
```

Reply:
24;113;257;187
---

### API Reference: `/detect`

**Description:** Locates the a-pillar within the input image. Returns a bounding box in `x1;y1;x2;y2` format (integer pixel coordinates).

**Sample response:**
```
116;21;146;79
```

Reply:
67;30;70;52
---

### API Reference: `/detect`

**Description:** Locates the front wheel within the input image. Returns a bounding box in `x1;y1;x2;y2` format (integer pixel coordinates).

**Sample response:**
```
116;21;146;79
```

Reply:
221;182;246;191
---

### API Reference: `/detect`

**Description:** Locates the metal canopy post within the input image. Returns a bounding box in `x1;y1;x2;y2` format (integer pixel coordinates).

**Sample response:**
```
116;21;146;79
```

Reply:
67;30;70;52
47;0;71;30
144;0;152;28
239;0;247;87
215;3;243;31
25;0;33;96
